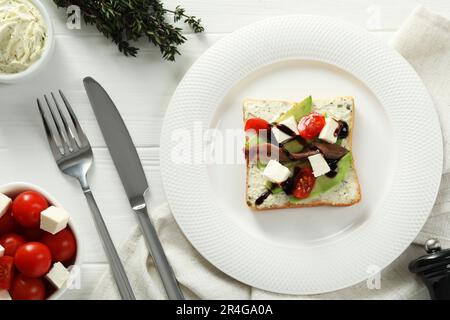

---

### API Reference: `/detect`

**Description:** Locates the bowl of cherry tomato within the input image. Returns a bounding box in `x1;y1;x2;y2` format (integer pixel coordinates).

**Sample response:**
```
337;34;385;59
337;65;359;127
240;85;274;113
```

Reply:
0;182;81;300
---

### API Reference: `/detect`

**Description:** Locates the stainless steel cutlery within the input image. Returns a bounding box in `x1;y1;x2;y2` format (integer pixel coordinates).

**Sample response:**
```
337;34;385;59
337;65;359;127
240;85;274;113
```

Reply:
37;82;184;300
83;77;184;300
37;90;136;300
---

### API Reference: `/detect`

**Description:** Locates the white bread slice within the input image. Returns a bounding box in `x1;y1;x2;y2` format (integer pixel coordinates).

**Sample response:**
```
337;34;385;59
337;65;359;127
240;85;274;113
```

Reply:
244;97;361;210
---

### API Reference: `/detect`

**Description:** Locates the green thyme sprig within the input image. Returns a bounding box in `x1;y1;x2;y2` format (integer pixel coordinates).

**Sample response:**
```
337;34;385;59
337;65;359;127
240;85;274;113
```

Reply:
53;1;204;61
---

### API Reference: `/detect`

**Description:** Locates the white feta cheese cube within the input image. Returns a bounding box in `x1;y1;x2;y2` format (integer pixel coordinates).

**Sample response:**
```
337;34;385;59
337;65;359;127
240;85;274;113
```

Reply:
271;116;299;144
40;206;70;234
280;116;299;134
0;193;12;219
0;245;4;257
0;290;11;300
46;262;71;289
308;153;331;177
271;127;290;144
263;160;291;183
318;117;339;144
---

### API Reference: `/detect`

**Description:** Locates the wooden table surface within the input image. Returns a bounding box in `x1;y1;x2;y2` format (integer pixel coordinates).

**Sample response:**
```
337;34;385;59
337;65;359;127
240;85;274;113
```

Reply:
1;0;449;299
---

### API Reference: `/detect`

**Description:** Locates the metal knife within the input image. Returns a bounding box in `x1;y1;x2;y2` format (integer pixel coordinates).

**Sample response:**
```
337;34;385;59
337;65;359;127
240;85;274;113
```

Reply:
83;77;184;300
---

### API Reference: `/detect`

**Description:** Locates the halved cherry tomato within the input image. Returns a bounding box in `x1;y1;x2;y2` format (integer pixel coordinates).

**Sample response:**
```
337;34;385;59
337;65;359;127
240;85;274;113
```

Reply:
0;233;26;256
298;113;326;140
0;255;14;290
0;210;17;235
10;274;45;300
14;242;52;278
41;228;77;263
244;118;270;133
12;191;48;228
292;167;316;199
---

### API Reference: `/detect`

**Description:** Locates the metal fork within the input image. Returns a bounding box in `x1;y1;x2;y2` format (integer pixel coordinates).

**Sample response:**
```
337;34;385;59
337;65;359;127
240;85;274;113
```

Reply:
37;90;136;300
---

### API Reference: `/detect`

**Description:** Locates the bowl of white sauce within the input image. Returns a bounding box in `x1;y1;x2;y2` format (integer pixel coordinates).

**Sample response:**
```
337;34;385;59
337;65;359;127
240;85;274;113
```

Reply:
0;0;54;84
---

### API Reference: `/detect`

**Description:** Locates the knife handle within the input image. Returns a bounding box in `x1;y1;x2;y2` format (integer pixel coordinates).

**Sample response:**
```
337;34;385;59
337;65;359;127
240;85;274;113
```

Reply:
83;188;136;300
134;206;184;300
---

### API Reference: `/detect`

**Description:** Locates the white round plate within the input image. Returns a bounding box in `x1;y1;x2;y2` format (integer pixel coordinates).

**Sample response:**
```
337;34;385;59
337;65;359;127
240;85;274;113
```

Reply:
160;16;442;294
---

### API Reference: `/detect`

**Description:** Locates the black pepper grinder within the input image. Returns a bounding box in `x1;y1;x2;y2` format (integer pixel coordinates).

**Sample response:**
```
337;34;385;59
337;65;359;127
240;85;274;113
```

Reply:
409;239;450;300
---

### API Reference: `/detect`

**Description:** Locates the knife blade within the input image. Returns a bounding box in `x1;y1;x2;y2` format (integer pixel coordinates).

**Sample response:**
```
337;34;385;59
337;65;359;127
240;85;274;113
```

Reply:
83;76;184;300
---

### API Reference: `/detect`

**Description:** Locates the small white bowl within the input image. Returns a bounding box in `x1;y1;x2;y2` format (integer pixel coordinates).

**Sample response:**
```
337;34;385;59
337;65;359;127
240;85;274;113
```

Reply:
0;0;55;84
0;182;82;300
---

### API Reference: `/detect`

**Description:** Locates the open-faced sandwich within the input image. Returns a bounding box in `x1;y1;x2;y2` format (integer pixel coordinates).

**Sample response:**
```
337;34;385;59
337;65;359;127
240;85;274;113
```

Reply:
244;96;361;210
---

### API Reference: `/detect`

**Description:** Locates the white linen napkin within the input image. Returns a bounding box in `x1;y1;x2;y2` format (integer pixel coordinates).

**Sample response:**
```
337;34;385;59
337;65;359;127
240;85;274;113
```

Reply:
91;6;450;300
392;6;450;249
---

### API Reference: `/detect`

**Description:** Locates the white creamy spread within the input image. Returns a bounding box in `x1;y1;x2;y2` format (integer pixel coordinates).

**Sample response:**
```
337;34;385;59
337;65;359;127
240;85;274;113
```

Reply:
0;0;47;74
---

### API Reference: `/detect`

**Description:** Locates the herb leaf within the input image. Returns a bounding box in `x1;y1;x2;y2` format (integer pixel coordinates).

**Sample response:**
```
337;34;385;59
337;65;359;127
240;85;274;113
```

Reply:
53;0;204;61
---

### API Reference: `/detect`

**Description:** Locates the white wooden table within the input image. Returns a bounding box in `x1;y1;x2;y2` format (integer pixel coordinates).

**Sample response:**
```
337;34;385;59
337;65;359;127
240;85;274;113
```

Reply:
1;0;449;299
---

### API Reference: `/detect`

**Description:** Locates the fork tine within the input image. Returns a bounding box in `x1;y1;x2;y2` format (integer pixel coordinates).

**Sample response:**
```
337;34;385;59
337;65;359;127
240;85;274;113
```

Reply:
44;94;70;154
59;90;90;147
51;92;78;151
37;99;63;160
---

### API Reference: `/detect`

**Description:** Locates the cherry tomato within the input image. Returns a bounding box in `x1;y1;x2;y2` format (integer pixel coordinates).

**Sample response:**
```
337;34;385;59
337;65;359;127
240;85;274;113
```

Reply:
10;274;45;300
0;255;14;290
292;167;316;199
41;228;77;263
298;113;326;140
14;242;52;278
0;233;26;256
0;210;17;235
19;226;44;241
12;191;48;228
244;118;270;133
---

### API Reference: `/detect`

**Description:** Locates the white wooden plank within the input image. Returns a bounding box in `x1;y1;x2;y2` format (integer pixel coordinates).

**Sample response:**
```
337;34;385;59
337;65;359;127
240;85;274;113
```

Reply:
45;0;450;36
61;264;108;300
0;34;221;148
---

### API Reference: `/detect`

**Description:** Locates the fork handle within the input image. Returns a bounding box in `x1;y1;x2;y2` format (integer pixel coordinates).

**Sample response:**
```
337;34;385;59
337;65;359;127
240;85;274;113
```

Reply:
83;187;136;300
134;207;184;300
